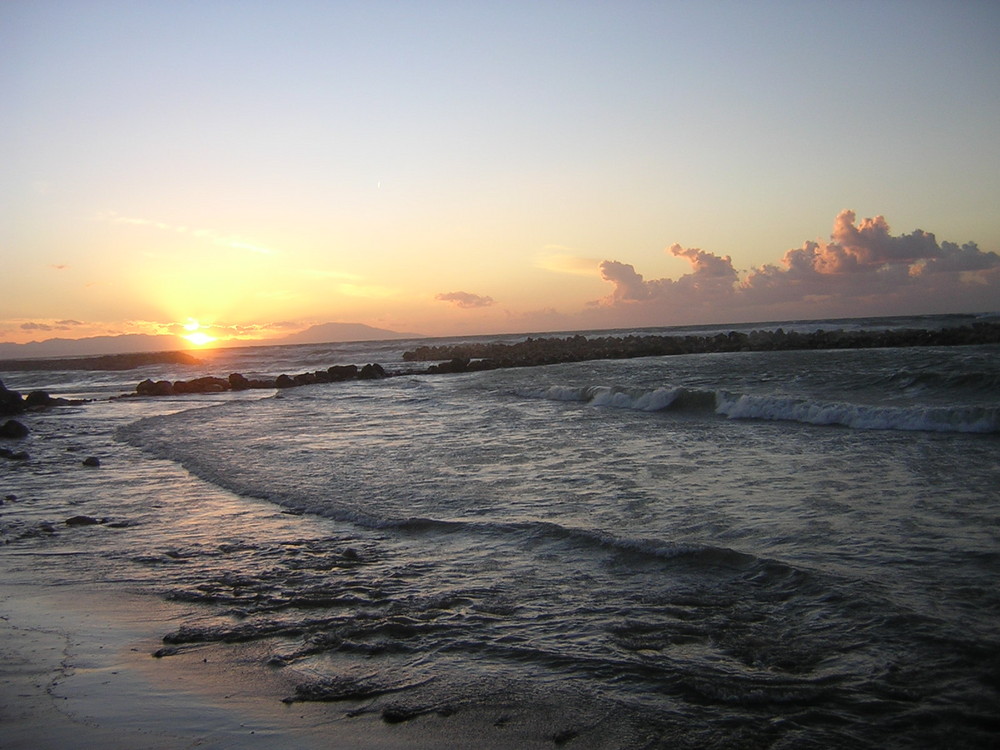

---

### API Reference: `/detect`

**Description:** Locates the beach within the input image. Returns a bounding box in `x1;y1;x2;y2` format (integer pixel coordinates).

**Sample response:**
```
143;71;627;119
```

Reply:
2;316;999;748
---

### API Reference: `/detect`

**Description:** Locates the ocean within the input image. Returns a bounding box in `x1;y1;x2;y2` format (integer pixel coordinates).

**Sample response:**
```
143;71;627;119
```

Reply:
2;313;999;748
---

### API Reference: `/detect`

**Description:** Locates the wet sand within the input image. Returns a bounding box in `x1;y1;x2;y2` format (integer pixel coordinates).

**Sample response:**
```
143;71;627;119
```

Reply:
0;576;598;749
0;581;340;749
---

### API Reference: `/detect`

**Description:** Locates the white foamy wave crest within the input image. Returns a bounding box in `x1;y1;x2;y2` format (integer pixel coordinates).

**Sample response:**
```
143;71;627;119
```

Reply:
520;384;684;412
716;393;1000;433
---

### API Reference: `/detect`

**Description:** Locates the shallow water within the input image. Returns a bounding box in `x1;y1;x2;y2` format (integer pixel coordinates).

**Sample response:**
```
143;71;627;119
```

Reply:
2;317;999;747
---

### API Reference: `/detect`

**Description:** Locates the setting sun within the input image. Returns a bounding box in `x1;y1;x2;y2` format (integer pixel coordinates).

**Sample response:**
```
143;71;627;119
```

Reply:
184;331;216;347
181;319;216;347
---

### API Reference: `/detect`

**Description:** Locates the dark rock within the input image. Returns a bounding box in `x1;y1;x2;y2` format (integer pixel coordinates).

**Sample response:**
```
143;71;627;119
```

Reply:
0;382;24;415
65;515;101;526
25;391;55;408
38;522;56;533
358;363;387;380
427;357;470;374
228;372;250;390
137;379;176;396
327;365;358;381
0;419;29;439
82;456;101;467
293;372;317;386
173;376;229;394
1;448;29;461
275;374;295;388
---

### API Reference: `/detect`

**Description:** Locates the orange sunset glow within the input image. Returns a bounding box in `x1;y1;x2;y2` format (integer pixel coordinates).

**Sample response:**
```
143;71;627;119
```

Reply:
1;2;997;356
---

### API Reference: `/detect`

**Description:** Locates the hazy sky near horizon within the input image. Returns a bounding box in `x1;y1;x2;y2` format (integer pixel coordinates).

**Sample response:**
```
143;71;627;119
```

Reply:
3;0;999;345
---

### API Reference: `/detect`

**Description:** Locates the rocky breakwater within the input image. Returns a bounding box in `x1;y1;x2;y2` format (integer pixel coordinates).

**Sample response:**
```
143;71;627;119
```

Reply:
403;321;1000;369
2;377;84;417
134;363;388;397
0;350;203;372
2;378;89;461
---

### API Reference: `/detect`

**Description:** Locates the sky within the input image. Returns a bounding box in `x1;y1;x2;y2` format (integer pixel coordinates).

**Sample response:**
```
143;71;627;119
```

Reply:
2;0;999;348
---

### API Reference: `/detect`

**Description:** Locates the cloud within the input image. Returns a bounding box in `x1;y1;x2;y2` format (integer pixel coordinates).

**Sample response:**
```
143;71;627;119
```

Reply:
535;248;604;277
20;320;83;332
593;210;1000;323
97;211;275;255
436;291;496;309
597;245;738;306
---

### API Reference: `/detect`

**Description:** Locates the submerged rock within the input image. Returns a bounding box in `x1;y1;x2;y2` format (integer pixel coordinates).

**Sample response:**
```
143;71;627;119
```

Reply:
65;515;102;526
0;419;29;439
82;456;101;467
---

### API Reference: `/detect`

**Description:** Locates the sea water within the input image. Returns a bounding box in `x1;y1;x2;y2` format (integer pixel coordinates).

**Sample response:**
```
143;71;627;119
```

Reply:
2;314;998;748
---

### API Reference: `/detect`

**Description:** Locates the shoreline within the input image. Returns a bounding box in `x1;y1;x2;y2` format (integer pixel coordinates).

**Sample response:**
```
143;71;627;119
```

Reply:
0;402;607;749
0;577;332;750
0;575;622;749
0;575;485;750
2;314;998;748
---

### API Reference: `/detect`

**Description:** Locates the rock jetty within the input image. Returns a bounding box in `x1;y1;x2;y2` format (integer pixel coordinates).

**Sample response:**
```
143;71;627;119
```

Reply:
0;350;202;372
403;321;1000;369
1;378;85;416
133;363;388;397
127;321;1000;398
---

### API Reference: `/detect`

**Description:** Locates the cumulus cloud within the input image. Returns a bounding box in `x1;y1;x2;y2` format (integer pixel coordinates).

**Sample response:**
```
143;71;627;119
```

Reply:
594;210;1000;323
597;245;738;306
436;291;496;309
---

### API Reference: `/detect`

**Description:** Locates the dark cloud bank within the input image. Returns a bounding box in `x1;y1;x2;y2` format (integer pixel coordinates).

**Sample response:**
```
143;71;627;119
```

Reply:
592;210;999;325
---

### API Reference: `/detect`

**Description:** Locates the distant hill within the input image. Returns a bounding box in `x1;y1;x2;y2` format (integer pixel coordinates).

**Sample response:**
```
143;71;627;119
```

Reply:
272;322;422;345
0;323;422;359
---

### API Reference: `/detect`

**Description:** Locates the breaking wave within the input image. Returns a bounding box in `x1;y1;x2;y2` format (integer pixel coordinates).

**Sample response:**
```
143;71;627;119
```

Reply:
523;383;1000;433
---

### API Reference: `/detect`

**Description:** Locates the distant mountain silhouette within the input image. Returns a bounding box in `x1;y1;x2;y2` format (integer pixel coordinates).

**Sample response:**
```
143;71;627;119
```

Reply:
272;322;422;345
0;323;422;359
